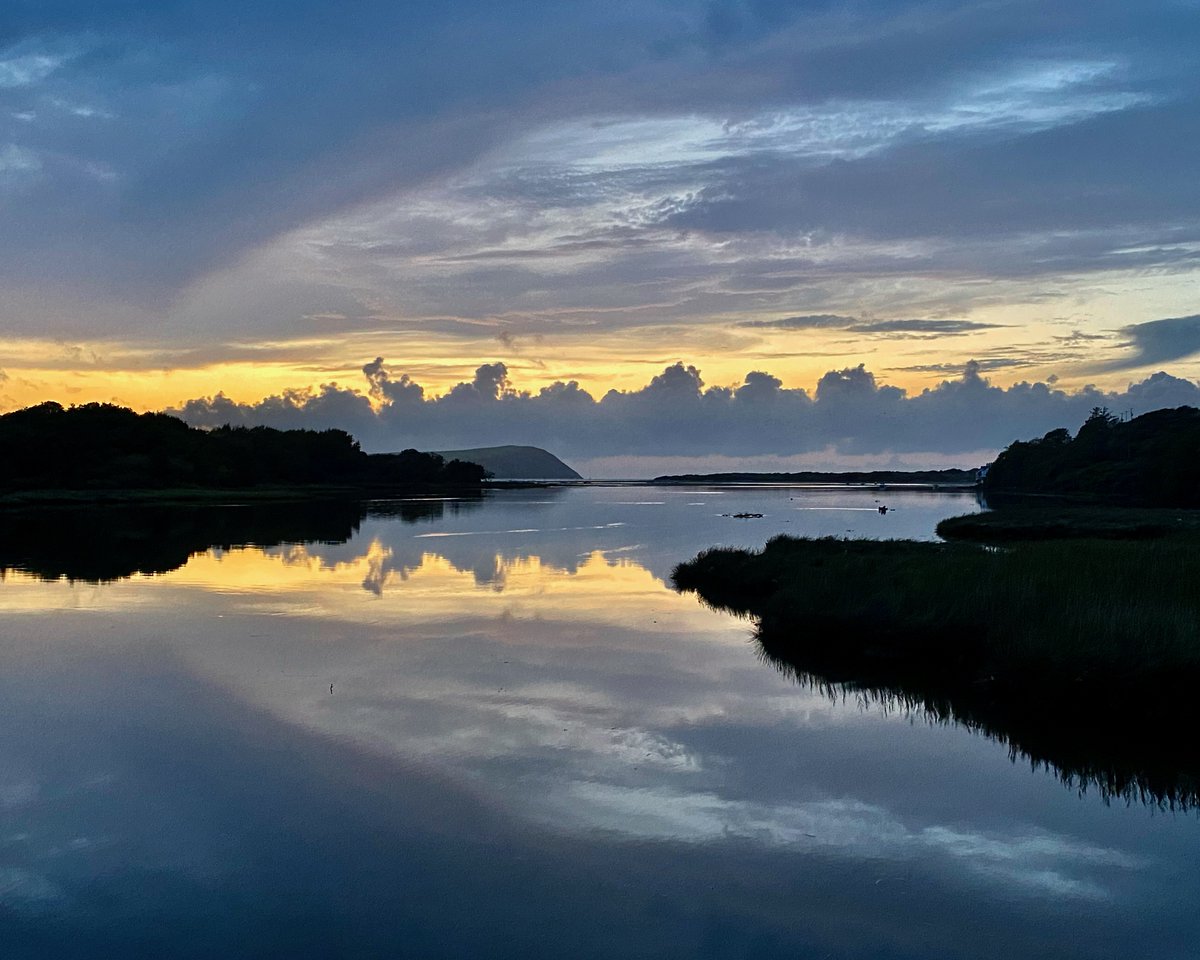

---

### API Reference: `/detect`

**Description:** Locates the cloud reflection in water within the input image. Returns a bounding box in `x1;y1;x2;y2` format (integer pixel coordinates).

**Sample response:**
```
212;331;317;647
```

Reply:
1;487;1196;956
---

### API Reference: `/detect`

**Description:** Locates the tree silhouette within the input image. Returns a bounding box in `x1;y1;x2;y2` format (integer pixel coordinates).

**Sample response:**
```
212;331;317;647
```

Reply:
984;405;1200;505
0;402;487;493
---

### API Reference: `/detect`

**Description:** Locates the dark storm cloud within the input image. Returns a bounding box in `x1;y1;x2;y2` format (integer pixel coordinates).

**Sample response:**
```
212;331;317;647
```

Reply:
171;357;1200;464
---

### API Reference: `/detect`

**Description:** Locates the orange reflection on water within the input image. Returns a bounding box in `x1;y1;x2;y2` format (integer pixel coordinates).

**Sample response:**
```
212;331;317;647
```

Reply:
2;539;729;641
172;540;720;636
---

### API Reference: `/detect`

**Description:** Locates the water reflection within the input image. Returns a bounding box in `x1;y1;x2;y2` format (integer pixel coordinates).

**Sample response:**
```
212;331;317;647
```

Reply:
5;489;1197;809
0;496;484;583
759;644;1200;811
1;485;979;586
6;642;1172;959
2;487;1198;958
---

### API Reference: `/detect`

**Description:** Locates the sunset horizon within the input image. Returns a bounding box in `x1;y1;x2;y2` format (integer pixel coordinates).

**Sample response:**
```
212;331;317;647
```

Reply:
3;0;1198;472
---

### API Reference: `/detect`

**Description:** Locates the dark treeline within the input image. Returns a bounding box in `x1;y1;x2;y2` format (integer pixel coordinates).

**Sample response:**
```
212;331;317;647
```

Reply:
984;405;1200;506
0;402;487;495
0;496;484;583
652;468;977;485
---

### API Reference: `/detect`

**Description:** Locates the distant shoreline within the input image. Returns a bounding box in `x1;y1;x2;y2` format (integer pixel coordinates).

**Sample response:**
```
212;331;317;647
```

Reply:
1;479;983;503
488;477;981;489
650;468;979;486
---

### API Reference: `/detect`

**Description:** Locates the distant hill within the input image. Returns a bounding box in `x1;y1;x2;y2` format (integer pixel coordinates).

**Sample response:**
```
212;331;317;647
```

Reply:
431;445;582;480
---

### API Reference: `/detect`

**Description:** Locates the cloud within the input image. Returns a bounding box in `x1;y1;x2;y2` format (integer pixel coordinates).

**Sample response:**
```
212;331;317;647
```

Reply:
0;144;41;183
855;319;1004;335
891;358;1037;375
0;0;1197;349
0;3;698;293
1054;330;1110;343
170;356;1200;470
739;315;857;330
734;316;1008;338
362;356;424;407
740;315;1003;337
0;52;66;89
539;783;1135;898
656;98;1200;246
1098;314;1200;371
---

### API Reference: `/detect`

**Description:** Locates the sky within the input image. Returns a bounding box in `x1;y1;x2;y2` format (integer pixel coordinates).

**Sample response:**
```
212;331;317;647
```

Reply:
1;0;1198;474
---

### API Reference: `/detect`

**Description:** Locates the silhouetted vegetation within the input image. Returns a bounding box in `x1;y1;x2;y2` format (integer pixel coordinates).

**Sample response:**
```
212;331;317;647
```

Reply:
938;507;1200;542
984;405;1200;506
673;534;1200;807
0;496;484;583
0;402;486;500
652;468;977;485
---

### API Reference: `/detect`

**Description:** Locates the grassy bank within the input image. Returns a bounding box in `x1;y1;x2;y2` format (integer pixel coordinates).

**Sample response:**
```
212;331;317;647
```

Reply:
937;506;1200;542
674;534;1200;682
672;530;1200;806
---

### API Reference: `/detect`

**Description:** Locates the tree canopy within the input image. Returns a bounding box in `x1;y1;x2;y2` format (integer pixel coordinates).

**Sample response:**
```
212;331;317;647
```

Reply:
984;406;1200;506
0;402;487;492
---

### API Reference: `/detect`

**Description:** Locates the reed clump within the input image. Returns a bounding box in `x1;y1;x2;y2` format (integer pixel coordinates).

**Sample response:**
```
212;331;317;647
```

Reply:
673;533;1200;686
672;526;1200;806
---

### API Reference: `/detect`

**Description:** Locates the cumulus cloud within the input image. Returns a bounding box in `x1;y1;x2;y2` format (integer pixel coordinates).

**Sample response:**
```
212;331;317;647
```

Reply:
170;357;1200;471
362;356;424;407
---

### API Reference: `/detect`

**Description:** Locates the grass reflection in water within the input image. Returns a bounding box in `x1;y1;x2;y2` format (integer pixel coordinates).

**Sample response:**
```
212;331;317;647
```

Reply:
673;524;1200;809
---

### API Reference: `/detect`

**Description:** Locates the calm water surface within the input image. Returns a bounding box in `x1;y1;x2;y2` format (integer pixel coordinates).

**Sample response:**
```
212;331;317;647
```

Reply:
2;486;1198;958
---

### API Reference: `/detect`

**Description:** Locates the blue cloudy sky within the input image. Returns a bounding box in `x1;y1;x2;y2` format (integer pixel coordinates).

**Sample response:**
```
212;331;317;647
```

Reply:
2;0;1198;472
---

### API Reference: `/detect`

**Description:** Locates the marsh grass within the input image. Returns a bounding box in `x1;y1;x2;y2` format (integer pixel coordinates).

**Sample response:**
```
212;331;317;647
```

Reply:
675;535;1200;680
672;532;1200;807
937;507;1200;542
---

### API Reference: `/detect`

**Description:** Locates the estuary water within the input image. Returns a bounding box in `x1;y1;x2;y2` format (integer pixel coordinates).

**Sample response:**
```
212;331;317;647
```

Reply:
1;485;1198;959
